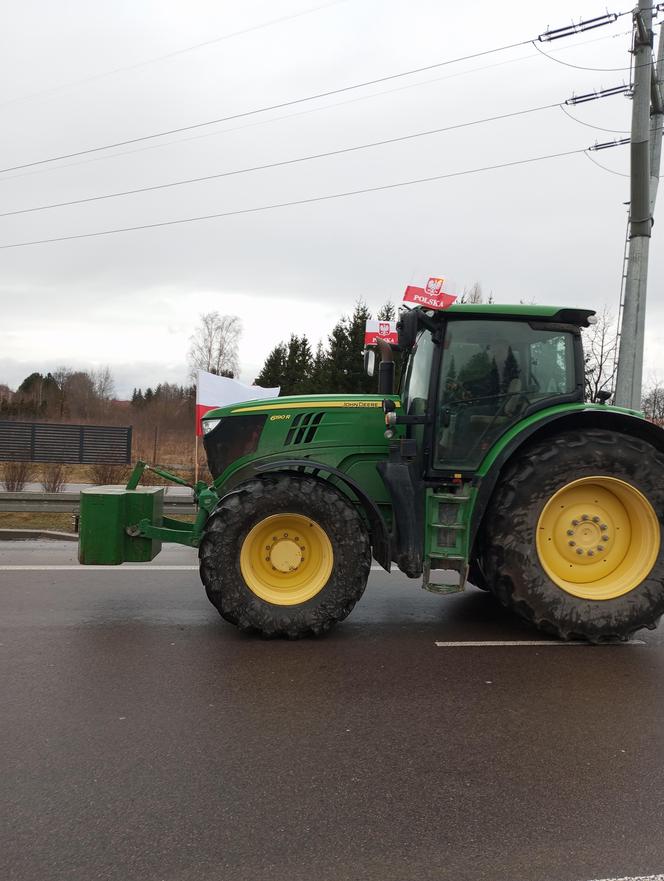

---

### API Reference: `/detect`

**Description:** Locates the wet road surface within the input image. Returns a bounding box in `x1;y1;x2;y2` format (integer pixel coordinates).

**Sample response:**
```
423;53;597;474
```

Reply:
2;542;664;881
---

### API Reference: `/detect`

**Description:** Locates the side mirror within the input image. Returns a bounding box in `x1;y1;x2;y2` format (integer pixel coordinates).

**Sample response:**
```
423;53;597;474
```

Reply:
397;309;419;349
364;349;376;377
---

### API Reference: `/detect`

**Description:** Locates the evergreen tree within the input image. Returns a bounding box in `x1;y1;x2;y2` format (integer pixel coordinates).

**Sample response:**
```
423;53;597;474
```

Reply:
502;346;520;391
282;335;313;395
458;351;493;398
307;341;327;393
255;343;287;390
376;302;396;321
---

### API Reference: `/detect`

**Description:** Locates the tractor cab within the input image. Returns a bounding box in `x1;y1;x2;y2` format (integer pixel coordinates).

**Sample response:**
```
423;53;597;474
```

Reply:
391;304;593;474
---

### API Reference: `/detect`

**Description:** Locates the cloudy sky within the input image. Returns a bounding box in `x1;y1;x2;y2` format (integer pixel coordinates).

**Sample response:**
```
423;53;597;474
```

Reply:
1;0;662;397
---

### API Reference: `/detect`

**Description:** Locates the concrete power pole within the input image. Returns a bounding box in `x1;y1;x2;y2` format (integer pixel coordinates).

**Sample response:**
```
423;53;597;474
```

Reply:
649;19;664;216
614;1;657;410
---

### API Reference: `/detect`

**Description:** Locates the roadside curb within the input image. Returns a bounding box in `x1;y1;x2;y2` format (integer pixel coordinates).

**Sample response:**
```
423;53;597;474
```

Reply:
0;529;78;542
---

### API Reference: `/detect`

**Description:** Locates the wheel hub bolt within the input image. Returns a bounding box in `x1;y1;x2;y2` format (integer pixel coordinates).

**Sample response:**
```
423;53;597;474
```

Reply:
567;529;574;536
592;516;600;523
602;534;609;542
576;548;584;555
568;540;576;547
597;545;605;552
600;524;608;530
572;519;579;526
587;550;594;557
581;514;589;521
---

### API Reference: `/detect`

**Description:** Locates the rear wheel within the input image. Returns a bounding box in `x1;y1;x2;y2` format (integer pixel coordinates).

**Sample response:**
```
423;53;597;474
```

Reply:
484;429;664;641
199;475;371;637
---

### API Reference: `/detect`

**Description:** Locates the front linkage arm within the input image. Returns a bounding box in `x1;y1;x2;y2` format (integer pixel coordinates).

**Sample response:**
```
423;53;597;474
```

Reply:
125;460;220;548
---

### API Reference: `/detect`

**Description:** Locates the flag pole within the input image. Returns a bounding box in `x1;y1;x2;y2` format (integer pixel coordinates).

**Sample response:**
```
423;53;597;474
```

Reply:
194;434;199;485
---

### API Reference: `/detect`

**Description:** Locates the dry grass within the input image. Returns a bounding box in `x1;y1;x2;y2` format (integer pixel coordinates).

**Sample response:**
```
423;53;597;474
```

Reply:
40;463;69;493
0;512;76;532
2;461;34;491
0;512;197;531
88;463;131;485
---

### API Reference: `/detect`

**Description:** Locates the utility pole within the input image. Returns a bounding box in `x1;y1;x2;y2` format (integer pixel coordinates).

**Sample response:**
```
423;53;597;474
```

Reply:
614;1;656;410
649;17;664;216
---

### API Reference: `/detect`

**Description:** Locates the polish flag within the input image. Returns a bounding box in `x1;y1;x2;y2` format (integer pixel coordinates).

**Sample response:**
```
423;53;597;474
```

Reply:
364;319;398;347
403;276;457;311
196;370;280;436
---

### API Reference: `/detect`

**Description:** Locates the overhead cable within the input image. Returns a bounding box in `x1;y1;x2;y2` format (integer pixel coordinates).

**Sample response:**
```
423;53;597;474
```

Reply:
531;37;652;71
0;15;637;177
0;84;634;219
0;103;561;218
0;29;632;185
583;150;630;176
0;148;593;251
0;39;533;175
0;1;351;108
559;103;630;132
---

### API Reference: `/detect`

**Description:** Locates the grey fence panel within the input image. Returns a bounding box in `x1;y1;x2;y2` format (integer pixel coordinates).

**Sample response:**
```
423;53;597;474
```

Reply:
0;422;132;464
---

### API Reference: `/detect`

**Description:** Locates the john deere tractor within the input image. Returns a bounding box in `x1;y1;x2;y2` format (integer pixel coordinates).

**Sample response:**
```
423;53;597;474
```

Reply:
79;304;664;642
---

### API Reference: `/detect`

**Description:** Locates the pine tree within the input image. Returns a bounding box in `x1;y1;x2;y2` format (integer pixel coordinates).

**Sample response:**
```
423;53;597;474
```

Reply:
502;346;520;391
255;343;287;390
376;302;396;321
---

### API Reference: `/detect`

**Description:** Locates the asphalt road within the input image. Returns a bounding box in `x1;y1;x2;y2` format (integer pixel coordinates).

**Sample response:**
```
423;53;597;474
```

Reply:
2;541;664;881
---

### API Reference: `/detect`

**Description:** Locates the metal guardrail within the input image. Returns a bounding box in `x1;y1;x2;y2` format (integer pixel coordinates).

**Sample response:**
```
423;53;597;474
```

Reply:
0;491;197;515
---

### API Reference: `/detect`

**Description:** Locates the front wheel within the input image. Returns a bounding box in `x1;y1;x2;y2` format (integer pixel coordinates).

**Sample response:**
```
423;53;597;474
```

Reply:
199;475;371;637
484;429;664;642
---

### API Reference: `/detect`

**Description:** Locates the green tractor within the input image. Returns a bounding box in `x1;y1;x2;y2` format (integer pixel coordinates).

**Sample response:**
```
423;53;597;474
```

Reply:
79;304;664;642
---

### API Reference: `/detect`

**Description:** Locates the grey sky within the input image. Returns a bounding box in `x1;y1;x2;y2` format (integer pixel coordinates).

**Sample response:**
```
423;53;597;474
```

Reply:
1;0;661;397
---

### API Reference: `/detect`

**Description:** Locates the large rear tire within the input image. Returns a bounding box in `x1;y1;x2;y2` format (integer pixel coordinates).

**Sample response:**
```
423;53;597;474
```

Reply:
484;429;664;641
199;475;371;638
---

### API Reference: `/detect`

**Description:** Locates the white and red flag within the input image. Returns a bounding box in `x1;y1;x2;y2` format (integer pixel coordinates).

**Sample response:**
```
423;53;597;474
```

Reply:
364;319;398;347
403;276;457;310
196;370;279;436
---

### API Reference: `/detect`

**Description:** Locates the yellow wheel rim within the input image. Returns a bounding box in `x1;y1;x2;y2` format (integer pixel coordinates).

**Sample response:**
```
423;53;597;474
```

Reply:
536;476;660;600
240;513;333;606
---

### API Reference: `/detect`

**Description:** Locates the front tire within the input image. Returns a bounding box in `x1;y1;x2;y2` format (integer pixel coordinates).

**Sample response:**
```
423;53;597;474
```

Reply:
199;475;371;637
484;429;664;641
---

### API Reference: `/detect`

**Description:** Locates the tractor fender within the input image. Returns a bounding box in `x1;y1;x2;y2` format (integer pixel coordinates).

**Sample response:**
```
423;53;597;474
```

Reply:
469;407;664;556
214;458;391;573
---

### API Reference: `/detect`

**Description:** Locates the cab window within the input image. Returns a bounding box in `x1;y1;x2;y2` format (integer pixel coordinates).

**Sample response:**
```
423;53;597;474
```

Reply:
403;330;434;417
435;320;576;469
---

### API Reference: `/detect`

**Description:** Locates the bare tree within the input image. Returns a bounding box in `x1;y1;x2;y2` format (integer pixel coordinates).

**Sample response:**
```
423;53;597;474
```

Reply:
92;366;115;401
583;306;619;403
188;312;242;379
642;374;664;424
460;282;483;304
52;366;73;418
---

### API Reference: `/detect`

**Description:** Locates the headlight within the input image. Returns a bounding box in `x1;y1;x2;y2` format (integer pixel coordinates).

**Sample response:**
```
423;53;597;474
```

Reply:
202;418;221;435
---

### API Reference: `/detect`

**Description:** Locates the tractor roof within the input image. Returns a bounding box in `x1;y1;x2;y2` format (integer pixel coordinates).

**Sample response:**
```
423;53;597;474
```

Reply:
423;304;596;327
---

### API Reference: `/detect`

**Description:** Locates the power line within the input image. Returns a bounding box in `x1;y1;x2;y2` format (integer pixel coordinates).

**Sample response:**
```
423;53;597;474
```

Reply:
559;103;630;133
0;38;536;176
583;150;630;175
0;148;589;251
0;27;634;185
531;37;648;71
0;103;560;218
0;0;350;108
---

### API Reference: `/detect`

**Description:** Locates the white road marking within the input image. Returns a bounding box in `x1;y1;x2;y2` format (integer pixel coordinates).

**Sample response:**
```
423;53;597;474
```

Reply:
584;875;664;880
0;565;199;571
0;563;386;572
435;639;646;647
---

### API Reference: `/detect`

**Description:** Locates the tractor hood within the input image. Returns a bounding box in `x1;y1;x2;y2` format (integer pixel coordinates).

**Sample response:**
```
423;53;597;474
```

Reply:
201;394;401;484
202;393;399;422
